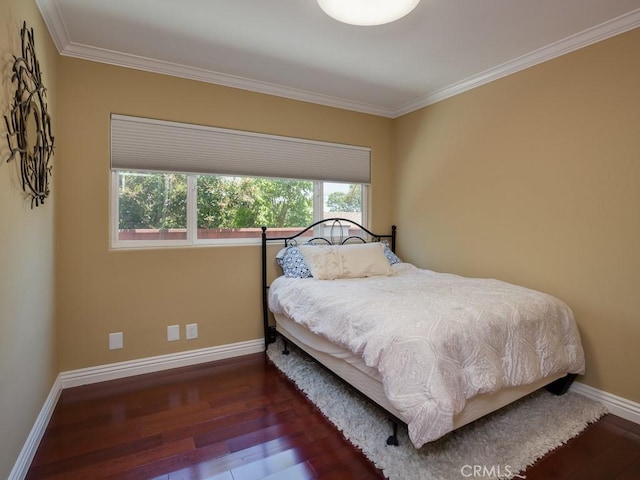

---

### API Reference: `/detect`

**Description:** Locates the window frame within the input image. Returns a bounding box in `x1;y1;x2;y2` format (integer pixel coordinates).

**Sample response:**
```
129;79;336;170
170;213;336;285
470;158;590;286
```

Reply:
110;170;369;250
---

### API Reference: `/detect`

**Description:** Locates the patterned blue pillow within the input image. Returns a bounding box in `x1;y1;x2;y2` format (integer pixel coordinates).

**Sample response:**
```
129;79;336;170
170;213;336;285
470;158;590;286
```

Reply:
383;244;402;265
277;246;313;278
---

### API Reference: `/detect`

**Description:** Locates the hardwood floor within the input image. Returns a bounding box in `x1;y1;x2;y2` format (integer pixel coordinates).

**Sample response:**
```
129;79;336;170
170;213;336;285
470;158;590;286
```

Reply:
27;353;640;479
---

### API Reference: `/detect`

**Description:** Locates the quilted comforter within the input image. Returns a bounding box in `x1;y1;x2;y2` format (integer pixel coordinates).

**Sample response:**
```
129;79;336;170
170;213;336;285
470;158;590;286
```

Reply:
268;263;585;448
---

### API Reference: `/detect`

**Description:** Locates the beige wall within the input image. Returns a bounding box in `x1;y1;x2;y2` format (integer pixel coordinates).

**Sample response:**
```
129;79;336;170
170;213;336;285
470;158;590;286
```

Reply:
3;3;638;473
394;28;640;403
0;0;58;477
55;57;394;371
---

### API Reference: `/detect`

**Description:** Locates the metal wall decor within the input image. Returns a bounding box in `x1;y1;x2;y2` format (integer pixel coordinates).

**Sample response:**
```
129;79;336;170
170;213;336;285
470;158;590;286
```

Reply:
4;21;55;208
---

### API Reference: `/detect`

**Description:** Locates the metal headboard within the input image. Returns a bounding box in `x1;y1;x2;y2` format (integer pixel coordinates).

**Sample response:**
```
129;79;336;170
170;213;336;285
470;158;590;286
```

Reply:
260;218;396;348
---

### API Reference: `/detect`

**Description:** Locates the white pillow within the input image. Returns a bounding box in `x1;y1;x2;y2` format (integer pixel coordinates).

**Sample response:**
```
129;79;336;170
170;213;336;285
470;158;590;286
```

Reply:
298;243;392;280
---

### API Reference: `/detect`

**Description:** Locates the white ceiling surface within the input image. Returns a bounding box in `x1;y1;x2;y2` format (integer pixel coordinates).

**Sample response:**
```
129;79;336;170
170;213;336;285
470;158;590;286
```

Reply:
37;0;640;118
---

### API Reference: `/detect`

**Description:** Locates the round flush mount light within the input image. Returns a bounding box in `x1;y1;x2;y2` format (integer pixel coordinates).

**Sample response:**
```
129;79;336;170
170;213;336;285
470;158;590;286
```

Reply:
317;0;421;26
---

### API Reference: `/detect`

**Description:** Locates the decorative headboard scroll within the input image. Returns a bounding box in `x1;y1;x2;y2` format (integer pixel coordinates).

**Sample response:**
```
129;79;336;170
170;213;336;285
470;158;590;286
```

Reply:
278;218;395;250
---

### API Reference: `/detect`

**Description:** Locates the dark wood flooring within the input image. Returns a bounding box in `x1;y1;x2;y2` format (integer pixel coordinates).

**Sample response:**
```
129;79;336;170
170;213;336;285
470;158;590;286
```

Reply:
26;352;640;479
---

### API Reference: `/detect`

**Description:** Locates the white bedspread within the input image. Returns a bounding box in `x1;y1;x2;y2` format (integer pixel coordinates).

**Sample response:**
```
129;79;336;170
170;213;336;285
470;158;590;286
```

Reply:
268;263;585;448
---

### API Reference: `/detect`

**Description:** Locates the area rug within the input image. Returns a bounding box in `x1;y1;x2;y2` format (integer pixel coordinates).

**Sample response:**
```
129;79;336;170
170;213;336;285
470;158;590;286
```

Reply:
266;339;607;480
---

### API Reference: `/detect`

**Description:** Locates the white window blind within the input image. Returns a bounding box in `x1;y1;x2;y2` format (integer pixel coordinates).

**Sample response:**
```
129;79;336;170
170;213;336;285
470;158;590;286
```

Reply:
110;114;371;184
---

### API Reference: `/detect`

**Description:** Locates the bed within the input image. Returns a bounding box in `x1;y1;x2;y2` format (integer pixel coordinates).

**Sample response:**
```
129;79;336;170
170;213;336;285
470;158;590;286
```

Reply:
261;218;585;448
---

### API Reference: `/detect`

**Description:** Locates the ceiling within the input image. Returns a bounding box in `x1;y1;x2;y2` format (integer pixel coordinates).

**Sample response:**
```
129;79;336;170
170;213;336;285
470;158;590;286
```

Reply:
37;0;640;118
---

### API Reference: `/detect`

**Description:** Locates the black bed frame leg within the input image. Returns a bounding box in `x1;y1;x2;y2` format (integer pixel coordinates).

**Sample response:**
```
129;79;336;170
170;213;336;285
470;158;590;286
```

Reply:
282;338;290;355
545;373;578;396
386;420;399;446
266;325;277;345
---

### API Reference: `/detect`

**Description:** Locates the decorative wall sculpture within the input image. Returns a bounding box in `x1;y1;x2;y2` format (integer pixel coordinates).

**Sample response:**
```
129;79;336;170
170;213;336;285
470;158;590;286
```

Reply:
3;21;55;208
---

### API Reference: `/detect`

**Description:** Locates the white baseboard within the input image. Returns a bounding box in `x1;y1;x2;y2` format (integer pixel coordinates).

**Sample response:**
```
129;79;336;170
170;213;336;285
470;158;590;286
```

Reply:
9;338;264;480
571;381;640;425
8;377;62;480
59;338;264;388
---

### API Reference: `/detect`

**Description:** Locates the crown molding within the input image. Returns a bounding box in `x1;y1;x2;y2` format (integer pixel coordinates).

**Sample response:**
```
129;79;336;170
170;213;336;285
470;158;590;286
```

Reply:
34;0;395;118
392;8;640;117
36;0;640;119
62;42;396;118
35;0;70;52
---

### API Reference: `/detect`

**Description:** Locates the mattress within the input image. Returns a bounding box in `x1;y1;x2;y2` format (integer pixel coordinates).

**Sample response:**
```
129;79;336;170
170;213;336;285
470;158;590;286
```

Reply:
274;312;565;433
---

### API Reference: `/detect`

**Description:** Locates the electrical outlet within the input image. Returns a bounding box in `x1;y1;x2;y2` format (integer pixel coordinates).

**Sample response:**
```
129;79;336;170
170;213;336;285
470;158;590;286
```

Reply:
167;325;180;341
109;332;123;350
186;323;198;340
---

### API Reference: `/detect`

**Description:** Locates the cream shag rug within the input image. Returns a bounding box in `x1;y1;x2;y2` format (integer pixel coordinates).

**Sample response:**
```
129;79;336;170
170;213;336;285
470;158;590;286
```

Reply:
267;340;606;480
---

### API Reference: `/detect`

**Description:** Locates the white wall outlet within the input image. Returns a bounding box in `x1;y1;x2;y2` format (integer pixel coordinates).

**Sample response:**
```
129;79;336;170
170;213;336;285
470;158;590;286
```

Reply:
167;325;180;341
186;323;198;340
109;332;123;350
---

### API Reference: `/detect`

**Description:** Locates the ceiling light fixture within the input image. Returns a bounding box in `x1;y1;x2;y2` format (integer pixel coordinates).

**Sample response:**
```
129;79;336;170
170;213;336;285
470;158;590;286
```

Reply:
317;0;421;26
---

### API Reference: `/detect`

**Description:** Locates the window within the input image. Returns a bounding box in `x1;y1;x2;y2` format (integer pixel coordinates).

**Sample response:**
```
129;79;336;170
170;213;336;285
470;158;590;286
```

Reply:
111;115;370;248
116;171;188;242
195;175;315;241
113;172;366;247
